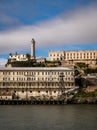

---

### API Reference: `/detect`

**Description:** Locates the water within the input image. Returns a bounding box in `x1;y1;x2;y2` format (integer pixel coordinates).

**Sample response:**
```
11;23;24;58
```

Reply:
0;105;97;130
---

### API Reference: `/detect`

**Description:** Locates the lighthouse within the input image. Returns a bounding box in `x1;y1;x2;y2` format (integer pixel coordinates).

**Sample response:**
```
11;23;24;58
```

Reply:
31;38;35;59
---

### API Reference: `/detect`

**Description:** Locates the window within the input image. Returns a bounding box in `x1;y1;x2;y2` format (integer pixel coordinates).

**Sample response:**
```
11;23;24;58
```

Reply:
6;89;8;92
80;53;82;59
93;53;96;58
67;53;69;56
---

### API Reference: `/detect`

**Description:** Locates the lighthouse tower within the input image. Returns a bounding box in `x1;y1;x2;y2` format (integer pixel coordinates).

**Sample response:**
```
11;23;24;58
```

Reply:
31;38;35;59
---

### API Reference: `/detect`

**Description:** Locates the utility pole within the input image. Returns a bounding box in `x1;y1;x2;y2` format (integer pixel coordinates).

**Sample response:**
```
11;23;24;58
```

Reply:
59;72;65;94
59;72;67;103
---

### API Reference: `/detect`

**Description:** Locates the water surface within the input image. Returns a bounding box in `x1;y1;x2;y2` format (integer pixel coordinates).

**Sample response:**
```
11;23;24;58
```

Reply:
0;105;97;130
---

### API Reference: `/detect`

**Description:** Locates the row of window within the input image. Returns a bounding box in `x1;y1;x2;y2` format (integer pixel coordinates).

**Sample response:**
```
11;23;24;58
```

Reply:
2;77;74;81
50;53;64;57
10;54;27;58
0;82;74;86
52;56;96;61
49;52;96;57
0;90;57;97
14;90;57;93
1;71;74;76
0;97;10;99
66;56;96;59
66;52;96;56
50;52;97;60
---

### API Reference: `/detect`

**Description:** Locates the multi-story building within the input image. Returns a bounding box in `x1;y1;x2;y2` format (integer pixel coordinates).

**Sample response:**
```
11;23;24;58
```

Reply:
0;67;75;100
36;57;46;63
49;50;65;61
49;50;97;65
8;53;28;62
8;38;36;63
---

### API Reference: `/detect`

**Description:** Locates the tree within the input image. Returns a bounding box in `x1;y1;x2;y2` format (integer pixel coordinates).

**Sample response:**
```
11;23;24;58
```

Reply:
96;59;97;65
26;53;31;60
9;53;12;57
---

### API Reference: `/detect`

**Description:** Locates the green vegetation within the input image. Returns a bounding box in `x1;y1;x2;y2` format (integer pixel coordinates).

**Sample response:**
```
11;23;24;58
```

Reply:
76;62;86;69
26;53;31;60
76;62;97;74
75;77;85;88
84;68;97;74
7;60;46;67
6;59;61;67
45;61;61;67
74;69;80;76
74;62;97;90
74;90;97;98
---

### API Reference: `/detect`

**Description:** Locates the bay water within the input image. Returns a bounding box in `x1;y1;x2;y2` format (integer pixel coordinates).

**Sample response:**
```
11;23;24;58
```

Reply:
0;105;97;130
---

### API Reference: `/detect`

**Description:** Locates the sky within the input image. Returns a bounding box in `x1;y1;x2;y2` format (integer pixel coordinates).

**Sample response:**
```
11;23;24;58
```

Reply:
0;0;97;65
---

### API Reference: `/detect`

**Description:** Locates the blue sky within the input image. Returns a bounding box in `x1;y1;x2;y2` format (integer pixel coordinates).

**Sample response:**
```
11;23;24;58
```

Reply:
0;0;97;65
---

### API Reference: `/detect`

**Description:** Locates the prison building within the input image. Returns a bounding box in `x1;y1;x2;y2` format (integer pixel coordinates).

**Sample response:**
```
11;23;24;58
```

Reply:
0;67;75;100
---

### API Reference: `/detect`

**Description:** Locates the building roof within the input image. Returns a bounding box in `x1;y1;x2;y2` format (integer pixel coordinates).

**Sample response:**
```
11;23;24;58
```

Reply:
49;50;97;52
0;67;74;71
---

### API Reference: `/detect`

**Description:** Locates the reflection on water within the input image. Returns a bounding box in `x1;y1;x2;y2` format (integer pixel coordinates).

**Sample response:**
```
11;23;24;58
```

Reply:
0;105;97;130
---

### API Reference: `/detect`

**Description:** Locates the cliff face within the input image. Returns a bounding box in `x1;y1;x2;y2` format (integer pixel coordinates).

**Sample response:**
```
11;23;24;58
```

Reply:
67;97;97;104
86;78;97;86
67;89;97;104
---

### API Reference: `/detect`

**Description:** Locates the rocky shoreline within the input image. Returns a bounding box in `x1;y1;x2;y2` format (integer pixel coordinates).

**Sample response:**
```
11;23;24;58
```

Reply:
0;98;97;105
67;97;97;104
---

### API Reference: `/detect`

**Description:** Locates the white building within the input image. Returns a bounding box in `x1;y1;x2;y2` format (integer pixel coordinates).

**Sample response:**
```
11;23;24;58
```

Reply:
9;53;28;62
36;57;46;63
49;50;97;65
49;50;65;61
0;67;75;100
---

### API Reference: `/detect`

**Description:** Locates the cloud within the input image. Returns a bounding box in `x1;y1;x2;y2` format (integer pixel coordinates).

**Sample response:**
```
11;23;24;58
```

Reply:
0;14;19;24
0;4;97;54
0;58;7;66
0;13;22;30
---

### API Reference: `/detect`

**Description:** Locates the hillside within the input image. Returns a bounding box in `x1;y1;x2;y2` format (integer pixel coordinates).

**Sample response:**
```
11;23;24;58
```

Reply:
6;60;61;67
